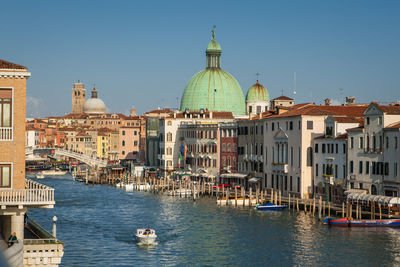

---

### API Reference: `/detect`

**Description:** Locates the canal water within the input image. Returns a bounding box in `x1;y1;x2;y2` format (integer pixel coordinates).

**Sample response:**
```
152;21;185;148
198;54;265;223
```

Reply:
29;175;400;266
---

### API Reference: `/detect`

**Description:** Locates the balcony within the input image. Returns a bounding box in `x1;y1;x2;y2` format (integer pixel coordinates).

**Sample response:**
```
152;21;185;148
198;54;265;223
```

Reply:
271;163;288;173
0;179;55;209
363;148;382;154
0;127;13;141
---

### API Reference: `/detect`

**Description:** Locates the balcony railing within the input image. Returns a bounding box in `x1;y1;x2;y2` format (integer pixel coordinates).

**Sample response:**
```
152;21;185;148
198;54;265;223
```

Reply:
271;163;288;173
0;179;55;207
0;127;13;141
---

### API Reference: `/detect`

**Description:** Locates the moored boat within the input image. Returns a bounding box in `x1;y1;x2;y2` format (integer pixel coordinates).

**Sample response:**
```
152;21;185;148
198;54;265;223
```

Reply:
135;228;157;245
217;196;257;206
36;172;45;179
256;203;287;210
323;217;400;227
42;169;67;176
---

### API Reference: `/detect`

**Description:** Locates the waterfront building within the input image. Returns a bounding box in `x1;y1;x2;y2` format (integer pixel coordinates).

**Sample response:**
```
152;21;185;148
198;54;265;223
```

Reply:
261;103;367;199
145;109;173;167
158;110;235;175
180;30;247;117
119;125;141;161
237;118;266;189
245;80;270;116
71;80;86;114
0;59;63;266
346;102;400;196
96;131;109;159
313;116;362;202
220;122;238;174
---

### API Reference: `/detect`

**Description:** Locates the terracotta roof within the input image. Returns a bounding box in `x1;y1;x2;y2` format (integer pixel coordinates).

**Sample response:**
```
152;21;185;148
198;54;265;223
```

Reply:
331;116;363;124
76;131;90;137
336;133;348;139
268;104;368;118
385;121;400;129
273;96;293;101
62;113;89;119
0;59;27;70
376;104;400;115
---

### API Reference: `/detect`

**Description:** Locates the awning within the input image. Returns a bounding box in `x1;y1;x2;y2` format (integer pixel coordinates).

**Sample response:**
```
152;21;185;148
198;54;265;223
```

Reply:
220;173;249;179
346;192;397;205
248;177;262;183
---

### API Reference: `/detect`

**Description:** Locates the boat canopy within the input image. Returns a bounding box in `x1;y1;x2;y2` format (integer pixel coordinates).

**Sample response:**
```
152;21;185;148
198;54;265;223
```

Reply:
219;173;248;179
248;177;262;183
346;192;400;206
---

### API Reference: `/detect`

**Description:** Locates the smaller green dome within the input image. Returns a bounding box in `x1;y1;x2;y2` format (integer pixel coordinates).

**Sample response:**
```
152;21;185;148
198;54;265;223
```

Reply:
206;40;221;52
246;80;270;102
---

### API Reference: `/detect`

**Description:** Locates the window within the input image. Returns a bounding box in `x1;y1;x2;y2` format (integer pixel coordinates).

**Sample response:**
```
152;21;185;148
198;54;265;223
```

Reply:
249;106;252;114
385;162;389;176
261;125;264;135
122;151;125;155
284;176;288;191
343;144;346;154
0;89;12;128
0;164;11;187
271;174;274;188
122;130;125;136
222;144;226;152
386;136;389;149
227;144;231;152
322;144;326;153
290;147;293;166
350;161;354;173
350;137;354;149
134;131;137;136
395;137;398;149
297;177;300;193
359;183;363;189
122;140;125;146
359;137;363;149
298;147;301;168
335;165;338;178
366;161;369;174
359;161;363;174
298;121;301;130
335;144;338;153
134;141;138;146
315;143;319;153
367;117;370;125
378;117;382;125
395;163;398;177
272;123;275;131
315;164;319;176
307;120;313;130
289;121;293;130
372;162;376;175
290;176;293;191
326;126;333;136
167;121;172;126
167;133;172;142
306;147;313;166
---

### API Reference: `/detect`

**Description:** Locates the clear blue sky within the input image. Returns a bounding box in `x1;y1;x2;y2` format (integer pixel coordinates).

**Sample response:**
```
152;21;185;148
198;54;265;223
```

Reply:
2;0;400;117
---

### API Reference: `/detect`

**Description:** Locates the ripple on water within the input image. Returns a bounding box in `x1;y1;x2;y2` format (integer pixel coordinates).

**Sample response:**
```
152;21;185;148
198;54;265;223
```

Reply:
29;175;400;266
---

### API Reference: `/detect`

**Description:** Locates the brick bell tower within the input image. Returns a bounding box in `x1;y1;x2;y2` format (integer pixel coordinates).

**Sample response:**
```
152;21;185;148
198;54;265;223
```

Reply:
72;80;86;114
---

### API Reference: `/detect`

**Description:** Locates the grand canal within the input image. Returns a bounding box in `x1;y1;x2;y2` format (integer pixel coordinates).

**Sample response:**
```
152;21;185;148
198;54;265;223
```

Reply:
29;175;400;266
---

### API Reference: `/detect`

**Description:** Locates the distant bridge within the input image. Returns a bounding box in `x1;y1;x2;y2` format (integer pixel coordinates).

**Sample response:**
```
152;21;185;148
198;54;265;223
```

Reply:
26;147;108;168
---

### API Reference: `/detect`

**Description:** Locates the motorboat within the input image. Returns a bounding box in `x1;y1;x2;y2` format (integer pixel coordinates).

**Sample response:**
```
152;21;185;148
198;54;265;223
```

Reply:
124;183;134;191
217;196;257;206
41;169;67;176
323;217;400;227
36;172;45;179
256;203;287;211
136;228;157;245
167;188;197;196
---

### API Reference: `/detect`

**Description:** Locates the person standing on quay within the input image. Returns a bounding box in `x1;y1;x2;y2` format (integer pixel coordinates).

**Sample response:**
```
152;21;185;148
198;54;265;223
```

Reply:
7;232;17;247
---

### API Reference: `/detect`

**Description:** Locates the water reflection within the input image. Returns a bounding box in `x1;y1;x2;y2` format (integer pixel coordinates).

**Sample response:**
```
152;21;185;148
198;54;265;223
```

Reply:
28;175;400;266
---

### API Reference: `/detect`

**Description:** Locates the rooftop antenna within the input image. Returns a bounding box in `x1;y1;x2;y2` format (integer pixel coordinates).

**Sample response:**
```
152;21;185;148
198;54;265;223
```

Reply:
293;72;297;95
255;72;260;81
281;89;284;96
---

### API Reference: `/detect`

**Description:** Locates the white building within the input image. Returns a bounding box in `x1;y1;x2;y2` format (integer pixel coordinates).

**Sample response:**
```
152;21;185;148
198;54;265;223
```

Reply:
313;116;362;202
346;102;400;196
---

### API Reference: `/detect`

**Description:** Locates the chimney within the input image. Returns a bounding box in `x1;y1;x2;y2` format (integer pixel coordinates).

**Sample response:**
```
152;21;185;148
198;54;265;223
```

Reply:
345;96;355;105
324;98;331;106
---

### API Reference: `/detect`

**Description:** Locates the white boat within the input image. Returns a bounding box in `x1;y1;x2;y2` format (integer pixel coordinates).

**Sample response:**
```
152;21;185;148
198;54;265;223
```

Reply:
115;182;123;188
36;172;45;179
136;228;157;245
41;169;67;176
167;188;197;196
124;183;134;191
216;196;257;206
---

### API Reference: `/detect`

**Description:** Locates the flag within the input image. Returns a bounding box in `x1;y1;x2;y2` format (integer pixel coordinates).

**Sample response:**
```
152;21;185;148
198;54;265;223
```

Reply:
179;153;183;168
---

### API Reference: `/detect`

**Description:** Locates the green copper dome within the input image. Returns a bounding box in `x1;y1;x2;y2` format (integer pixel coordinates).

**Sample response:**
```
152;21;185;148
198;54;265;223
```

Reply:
206;40;221;52
180;30;246;115
246;80;270;102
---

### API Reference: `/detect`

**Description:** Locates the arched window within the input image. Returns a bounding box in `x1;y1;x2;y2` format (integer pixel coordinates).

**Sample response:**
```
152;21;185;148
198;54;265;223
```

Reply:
122;140;125;146
167;121;172;126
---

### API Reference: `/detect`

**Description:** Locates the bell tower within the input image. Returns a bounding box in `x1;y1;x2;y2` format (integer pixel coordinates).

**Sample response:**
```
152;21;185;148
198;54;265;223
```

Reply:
72;80;86;114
